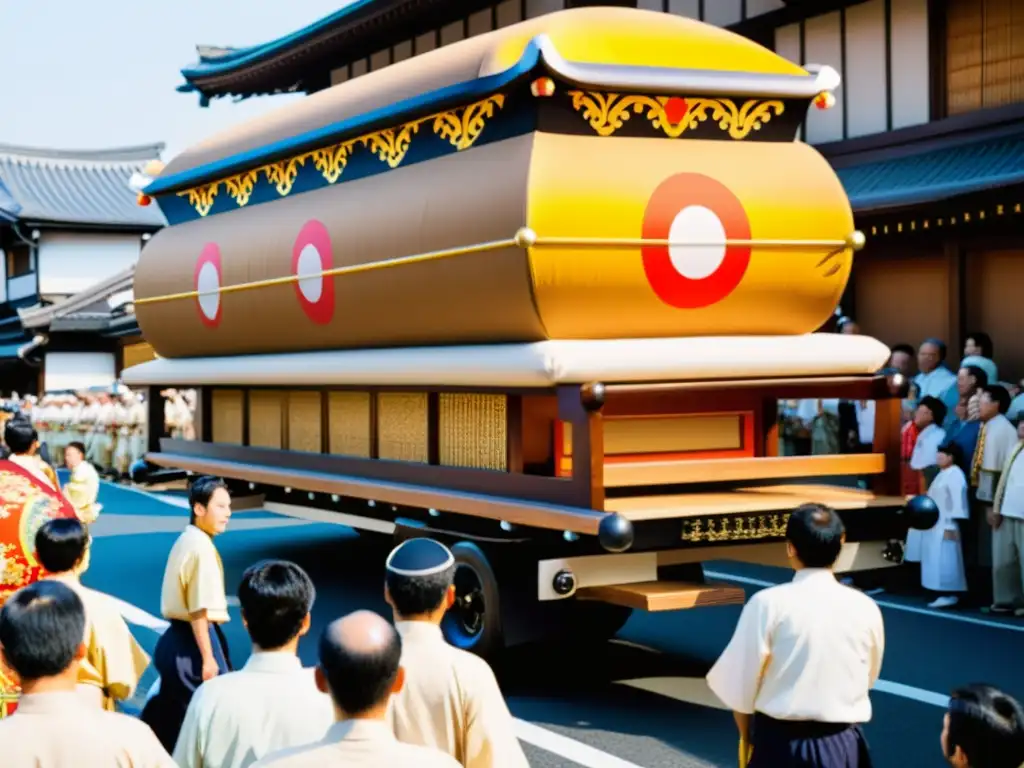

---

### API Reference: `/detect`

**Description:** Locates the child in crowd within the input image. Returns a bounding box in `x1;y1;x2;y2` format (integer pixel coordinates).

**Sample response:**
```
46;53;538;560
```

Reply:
921;442;970;609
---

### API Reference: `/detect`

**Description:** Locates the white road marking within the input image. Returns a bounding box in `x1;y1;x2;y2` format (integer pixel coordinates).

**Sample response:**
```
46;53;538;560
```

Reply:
513;719;647;768
114;596;647;768
872;680;950;708
704;569;1024;634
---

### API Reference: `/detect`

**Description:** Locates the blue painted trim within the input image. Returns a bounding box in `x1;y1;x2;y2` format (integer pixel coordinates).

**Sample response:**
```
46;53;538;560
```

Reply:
180;0;387;79
147;38;545;197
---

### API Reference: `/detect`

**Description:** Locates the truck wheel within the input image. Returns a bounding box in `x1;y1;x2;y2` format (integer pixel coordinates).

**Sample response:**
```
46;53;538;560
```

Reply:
440;542;503;659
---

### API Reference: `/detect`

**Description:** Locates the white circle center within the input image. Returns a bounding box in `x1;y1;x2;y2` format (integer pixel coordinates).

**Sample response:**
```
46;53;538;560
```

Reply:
196;261;220;320
296;243;324;303
668;205;727;280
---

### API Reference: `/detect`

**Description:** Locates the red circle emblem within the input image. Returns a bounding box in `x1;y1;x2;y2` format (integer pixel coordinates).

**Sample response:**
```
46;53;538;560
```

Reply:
194;243;222;328
641;173;751;309
292;220;335;325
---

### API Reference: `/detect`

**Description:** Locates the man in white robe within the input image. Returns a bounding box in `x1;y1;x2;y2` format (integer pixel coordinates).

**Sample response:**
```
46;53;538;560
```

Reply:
706;503;883;768
913;339;958;428
921;442;969;608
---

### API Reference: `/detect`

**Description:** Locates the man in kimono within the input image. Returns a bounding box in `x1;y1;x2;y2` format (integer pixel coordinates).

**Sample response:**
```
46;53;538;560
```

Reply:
706;503;884;768
0;580;176;767
384;538;527;768
4;418;59;490
972;385;1019;609
35;518;150;710
254;610;460;768
990;417;1024;617
941;684;1024;767
141;476;234;751
174;560;333;768
62;441;102;526
914;339;959;428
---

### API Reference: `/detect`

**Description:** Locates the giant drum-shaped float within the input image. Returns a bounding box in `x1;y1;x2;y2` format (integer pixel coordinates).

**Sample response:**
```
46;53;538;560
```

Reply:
134;7;857;360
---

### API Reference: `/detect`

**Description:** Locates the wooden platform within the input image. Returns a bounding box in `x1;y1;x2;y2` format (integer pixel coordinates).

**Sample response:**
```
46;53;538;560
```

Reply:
606;484;907;521
576;581;746;611
603;454;885;488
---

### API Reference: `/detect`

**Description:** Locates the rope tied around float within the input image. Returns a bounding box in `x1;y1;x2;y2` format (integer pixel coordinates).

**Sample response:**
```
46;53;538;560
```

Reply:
132;227;866;306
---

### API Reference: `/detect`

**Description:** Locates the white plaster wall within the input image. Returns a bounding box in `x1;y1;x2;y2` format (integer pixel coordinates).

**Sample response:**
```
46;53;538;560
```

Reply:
890;0;931;130
37;232;140;297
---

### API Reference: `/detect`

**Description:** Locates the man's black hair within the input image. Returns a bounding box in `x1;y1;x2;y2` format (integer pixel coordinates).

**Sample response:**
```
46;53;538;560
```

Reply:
65;441;87;457
785;503;845;568
189;475;228;525
0;580;85;681
319;620;402;716
385;563;455;618
238;560;316;650
918;395;948;427
960;365;989;390
981;385;1012;415
890;343;915;357
35;518;89;574
946;684;1024;768
966;332;994;359
937;441;965;468
4;418;37;455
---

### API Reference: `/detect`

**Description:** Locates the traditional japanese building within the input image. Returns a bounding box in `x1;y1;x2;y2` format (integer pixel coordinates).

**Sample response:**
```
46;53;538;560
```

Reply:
176;0;1024;380
0;143;166;394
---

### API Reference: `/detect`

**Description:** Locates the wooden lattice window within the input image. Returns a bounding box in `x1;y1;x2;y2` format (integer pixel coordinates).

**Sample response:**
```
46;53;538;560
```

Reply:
946;0;1024;115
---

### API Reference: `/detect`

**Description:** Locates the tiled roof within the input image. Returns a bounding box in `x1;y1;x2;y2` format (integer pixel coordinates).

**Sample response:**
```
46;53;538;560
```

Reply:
0;176;18;221
0;143;167;228
837;131;1024;212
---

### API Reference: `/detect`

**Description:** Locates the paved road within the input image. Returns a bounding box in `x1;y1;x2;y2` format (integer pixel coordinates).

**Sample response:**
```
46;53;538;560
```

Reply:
73;479;1024;768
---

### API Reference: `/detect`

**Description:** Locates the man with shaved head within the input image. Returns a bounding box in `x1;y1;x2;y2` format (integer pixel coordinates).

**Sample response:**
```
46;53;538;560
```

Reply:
254;610;459;767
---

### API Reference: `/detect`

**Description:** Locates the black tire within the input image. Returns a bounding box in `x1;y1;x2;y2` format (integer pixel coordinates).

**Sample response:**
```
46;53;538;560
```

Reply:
440;541;504;660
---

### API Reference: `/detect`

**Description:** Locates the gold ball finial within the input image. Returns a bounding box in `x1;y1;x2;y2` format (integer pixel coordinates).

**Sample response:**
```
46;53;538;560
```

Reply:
514;227;537;249
846;230;866;252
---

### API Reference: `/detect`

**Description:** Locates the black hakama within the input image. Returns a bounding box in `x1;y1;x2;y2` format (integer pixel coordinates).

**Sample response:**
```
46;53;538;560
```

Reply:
140;619;232;752
749;714;874;768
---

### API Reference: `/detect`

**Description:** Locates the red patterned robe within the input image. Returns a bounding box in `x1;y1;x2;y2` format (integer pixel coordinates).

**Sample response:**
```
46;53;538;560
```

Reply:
900;421;922;496
0;459;77;718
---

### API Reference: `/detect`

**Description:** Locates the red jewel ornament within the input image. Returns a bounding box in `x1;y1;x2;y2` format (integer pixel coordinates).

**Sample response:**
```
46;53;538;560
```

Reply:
663;97;690;125
814;92;836;110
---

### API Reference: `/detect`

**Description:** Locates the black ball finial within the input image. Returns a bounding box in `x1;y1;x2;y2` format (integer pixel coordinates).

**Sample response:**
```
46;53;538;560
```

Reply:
904;494;939;531
580;382;606;412
598;513;634;553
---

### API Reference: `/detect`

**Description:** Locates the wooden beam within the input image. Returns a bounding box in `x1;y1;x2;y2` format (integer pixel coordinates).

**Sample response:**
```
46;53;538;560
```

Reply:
576;581;745;611
871;397;903;496
603;453;886;488
557;385;604;509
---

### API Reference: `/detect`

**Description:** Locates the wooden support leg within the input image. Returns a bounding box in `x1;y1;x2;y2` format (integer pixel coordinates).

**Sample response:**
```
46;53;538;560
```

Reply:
557;384;605;510
871;397;902;496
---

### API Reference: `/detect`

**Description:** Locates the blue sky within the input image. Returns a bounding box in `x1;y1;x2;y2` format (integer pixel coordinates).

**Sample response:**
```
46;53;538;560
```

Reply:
0;1;351;161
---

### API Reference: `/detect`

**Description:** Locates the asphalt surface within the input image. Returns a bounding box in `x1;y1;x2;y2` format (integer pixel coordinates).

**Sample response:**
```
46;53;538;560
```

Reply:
72;478;1024;768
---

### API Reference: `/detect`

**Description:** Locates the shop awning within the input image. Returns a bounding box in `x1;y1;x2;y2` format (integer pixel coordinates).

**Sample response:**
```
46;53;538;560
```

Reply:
837;132;1024;213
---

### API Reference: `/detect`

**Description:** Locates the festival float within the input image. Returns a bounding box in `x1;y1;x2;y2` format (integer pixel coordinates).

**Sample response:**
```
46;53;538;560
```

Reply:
124;7;930;657
0;461;78;716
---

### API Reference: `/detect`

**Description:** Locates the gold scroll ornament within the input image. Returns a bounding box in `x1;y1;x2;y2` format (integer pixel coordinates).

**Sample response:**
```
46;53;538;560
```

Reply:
567;91;785;140
681;513;790;543
177;95;506;216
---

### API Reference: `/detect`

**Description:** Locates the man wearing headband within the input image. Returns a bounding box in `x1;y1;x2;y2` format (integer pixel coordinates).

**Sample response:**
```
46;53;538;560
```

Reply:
941;684;1024;767
383;538;527;768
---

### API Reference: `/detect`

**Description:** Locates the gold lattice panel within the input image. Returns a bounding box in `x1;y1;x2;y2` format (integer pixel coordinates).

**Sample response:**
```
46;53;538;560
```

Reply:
248;390;284;449
211;390;243;444
564;414;742;457
328;392;371;457
288;391;322;453
377;393;428;463
439;394;507;470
